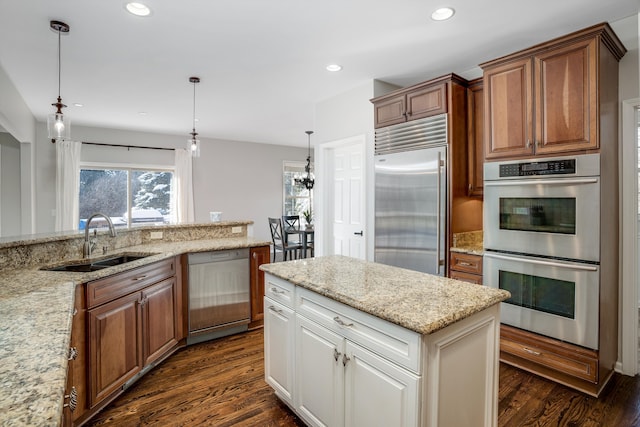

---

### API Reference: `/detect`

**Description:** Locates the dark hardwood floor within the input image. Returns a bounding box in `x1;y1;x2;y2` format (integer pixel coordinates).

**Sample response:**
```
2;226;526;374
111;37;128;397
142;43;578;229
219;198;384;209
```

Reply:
87;329;640;427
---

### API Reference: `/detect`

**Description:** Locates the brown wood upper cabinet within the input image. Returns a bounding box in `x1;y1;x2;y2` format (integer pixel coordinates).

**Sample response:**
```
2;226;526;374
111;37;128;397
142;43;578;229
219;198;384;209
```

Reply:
481;23;626;161
372;82;447;128
466;78;484;196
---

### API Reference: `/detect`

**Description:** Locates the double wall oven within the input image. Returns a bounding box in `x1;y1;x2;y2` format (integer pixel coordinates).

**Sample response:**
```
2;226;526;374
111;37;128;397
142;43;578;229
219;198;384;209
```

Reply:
483;154;600;350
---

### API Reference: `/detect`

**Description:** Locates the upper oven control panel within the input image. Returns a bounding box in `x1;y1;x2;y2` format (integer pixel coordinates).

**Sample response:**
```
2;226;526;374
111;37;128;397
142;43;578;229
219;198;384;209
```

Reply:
499;159;576;177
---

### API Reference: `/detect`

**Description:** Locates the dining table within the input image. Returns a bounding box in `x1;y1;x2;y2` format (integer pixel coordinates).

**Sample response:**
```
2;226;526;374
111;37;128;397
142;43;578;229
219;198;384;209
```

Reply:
284;226;314;258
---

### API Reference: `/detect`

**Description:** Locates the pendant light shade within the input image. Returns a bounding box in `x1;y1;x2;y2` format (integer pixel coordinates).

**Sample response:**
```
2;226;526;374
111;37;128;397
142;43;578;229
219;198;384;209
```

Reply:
295;131;315;190
48;20;70;143
187;77;201;158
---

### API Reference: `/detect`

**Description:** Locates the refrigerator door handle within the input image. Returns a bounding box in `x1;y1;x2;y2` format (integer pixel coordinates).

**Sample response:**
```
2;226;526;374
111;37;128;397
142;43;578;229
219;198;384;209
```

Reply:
436;151;442;275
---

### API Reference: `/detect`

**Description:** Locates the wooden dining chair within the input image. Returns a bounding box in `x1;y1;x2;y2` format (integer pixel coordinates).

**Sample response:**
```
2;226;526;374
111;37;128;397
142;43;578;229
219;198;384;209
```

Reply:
268;217;302;262
281;215;302;245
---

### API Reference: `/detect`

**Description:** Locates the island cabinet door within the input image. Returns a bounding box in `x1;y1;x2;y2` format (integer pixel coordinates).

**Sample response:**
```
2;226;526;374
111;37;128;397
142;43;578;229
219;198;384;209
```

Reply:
296;315;345;427
344;341;420;427
264;297;295;406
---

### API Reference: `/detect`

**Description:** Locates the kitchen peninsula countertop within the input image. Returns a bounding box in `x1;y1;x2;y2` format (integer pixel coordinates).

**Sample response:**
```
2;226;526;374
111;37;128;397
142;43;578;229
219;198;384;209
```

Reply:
0;234;270;427
260;255;510;335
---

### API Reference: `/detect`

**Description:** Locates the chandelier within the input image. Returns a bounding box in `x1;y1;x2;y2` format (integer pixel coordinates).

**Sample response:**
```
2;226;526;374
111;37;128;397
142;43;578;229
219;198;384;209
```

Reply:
295;131;315;190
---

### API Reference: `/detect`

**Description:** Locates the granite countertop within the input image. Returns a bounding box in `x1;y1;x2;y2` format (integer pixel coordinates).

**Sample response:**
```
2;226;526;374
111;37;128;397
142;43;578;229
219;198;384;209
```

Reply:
260;255;510;335
449;245;484;256
450;230;484;256
0;235;270;427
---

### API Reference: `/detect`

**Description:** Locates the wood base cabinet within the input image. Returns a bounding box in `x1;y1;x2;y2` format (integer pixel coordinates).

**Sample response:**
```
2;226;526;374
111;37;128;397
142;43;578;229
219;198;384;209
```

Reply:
263;273;502;427
249;245;270;329
499;325;610;397
62;284;87;425
449;252;483;285
82;257;180;421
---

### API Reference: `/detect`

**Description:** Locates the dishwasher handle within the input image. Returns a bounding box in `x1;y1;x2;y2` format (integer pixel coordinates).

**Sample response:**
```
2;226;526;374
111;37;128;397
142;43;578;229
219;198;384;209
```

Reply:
188;249;250;265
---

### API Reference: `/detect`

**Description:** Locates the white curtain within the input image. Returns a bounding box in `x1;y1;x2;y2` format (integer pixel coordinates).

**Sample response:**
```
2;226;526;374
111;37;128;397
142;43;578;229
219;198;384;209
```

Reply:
55;140;82;232
174;148;195;223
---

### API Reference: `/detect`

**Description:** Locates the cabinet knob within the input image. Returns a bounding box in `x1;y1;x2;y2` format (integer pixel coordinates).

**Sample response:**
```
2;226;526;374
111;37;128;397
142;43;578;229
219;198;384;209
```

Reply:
64;387;78;412
468;183;473;192
526;139;531;149
334;348;341;362
68;346;78;361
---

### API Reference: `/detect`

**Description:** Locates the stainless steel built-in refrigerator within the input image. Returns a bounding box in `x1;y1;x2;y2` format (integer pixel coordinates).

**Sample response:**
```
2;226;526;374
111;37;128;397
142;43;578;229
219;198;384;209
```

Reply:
374;114;447;275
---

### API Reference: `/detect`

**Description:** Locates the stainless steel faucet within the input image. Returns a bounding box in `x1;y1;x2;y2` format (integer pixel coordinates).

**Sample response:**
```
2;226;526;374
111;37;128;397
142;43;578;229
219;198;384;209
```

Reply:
83;212;117;258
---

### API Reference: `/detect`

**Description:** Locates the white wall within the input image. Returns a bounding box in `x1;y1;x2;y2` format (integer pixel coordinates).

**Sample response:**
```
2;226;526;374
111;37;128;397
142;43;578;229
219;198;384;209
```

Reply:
612;15;639;100
192;138;303;241
0;133;21;236
0;64;35;144
315;81;377;260
33;122;306;241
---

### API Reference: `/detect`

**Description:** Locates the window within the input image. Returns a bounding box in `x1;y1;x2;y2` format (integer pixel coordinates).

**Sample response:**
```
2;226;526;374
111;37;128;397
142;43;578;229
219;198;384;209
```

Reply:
79;167;175;230
283;161;312;225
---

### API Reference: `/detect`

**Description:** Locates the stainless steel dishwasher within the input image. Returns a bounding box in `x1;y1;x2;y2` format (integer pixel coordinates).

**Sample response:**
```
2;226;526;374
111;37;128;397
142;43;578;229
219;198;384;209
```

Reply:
187;248;250;345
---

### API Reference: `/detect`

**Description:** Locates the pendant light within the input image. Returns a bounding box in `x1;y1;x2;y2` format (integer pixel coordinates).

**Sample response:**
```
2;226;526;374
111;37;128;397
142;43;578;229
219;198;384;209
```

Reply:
187;77;201;157
295;131;315;190
47;20;70;143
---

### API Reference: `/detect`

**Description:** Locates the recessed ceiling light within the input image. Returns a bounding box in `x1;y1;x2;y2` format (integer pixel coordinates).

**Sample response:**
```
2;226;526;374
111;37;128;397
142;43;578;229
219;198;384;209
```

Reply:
431;7;455;21
73;103;83;107
125;2;151;17
138;111;148;116
326;64;342;72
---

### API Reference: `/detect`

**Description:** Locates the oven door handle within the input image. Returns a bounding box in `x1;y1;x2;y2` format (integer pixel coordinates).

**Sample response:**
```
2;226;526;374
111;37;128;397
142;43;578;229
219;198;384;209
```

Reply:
484;177;598;187
483;252;598;271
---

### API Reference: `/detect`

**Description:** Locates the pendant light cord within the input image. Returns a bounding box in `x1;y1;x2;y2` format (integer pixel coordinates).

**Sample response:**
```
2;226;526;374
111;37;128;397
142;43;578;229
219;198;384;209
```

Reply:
57;28;62;98
192;80;196;133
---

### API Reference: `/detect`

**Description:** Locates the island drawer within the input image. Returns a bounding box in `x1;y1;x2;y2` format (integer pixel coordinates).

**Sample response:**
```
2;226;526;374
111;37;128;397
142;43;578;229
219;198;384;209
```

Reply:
296;287;421;374
87;258;175;308
264;274;295;308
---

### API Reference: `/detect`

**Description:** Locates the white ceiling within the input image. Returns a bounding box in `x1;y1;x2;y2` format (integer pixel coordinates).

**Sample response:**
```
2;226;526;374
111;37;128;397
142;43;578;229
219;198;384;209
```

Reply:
0;0;637;147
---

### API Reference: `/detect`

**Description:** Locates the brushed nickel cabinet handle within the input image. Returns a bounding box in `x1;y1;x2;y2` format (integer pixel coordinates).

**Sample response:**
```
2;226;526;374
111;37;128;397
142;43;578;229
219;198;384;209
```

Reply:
342;354;351;366
334;348;341;362
333;316;354;328
268;305;283;315
270;287;285;294
133;275;148;281
526;139;531;149
523;347;541;356
458;261;473;267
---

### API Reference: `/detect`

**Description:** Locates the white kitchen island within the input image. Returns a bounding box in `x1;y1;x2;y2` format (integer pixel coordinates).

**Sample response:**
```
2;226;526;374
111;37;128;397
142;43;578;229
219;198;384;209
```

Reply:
260;255;510;427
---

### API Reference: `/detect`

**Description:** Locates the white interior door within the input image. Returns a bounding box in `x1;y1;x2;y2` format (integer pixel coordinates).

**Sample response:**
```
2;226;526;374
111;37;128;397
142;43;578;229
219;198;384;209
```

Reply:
330;140;365;259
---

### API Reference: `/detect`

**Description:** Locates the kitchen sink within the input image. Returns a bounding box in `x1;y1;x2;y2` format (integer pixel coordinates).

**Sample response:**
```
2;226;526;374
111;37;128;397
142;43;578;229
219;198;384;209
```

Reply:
42;253;154;272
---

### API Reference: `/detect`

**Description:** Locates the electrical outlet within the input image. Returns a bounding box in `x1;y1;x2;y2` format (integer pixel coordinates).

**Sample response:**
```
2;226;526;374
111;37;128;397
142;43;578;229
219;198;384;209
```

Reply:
231;226;242;234
150;231;163;240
